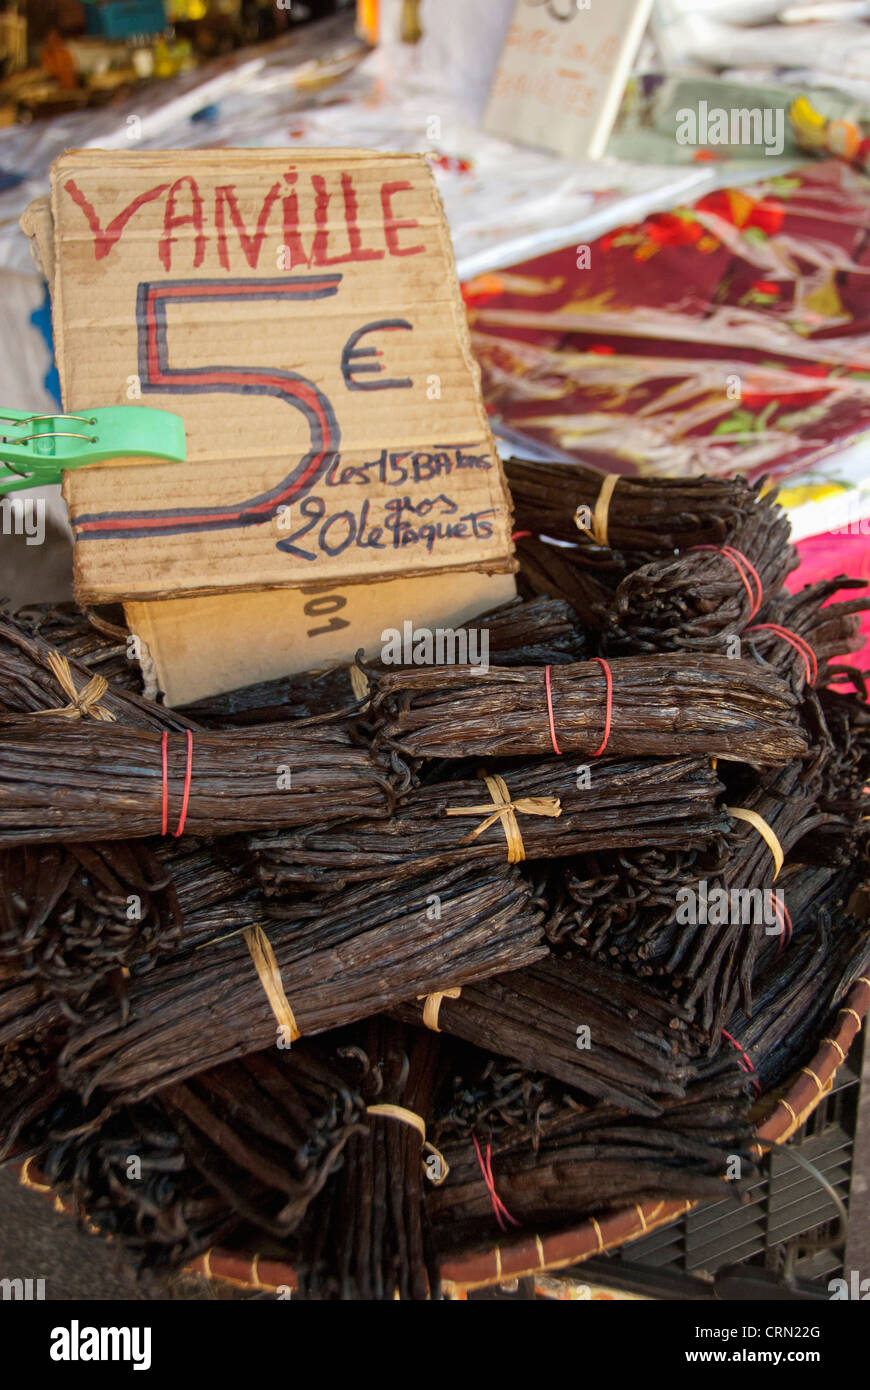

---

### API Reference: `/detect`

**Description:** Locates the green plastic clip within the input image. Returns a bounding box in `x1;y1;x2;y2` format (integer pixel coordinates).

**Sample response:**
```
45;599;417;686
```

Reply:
0;407;187;495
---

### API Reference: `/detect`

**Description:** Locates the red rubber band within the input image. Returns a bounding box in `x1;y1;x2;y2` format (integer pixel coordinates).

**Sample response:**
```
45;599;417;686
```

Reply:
545;665;562;755
160;730;193;837
721;1029;761;1095
692;545;763;620
511;530;533;541
590;656;613;758
770;892;793;950
160;732;169;836
720;545;763;620
173;730;194;839
472;1133;520;1232
745;623;817;686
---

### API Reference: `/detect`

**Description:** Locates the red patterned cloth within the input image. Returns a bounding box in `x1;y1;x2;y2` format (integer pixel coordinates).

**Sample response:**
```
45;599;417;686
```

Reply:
467;160;870;484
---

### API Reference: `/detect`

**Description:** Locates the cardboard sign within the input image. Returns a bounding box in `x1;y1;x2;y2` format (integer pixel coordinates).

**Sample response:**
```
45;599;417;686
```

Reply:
484;0;654;161
127;569;518;708
48;149;514;603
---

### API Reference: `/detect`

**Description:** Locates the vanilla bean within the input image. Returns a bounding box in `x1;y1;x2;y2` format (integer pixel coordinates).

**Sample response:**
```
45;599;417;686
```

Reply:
25;1044;367;1270
370;655;806;764
297;1020;442;1300
0;719;399;846
252;755;726;896
0;615;191;730
394;953;708;1116
745;579;870;690
607;495;797;653
505;458;755;550
57;863;546;1104
427;1055;755;1250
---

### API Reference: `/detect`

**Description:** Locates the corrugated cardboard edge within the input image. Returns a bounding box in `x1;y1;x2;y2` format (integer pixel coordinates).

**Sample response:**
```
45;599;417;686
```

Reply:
69;557;518;606
46;147;516;601
17;974;869;1298
20;196;55;285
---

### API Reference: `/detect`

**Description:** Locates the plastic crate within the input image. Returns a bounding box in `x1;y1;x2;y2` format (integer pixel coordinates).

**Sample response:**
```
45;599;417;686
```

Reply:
83;1;167;39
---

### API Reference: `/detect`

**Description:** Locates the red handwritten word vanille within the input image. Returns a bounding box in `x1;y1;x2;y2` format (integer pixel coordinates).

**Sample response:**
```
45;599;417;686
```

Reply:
62;169;426;272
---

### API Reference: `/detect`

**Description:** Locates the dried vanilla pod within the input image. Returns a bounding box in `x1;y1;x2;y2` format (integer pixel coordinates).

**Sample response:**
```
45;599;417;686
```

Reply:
0;1028;66;1161
427;1054;756;1252
297;1019;442;1301
704;901;870;1095
811;686;870;827
0;718;400;847
27;1044;367;1270
11;602;142;695
0;841;184;1011
181;596;588;728
742;579;870;691
513;534;618;628
252;755;726;897
58;863;547;1105
0;954;69;1050
394;953;710;1117
607;495;797;654
650;761;832;1035
370;654;806;765
504;457;755;550
0;834;277;1014
0;614;192;731
555;843;727;966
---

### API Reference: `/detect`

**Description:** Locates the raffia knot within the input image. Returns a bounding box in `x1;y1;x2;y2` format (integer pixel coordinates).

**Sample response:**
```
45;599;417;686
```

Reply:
445;771;561;864
32;650;115;722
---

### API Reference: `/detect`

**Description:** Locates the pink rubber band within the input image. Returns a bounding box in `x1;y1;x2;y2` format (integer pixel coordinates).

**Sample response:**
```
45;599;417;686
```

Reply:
692;545;763;620
161;729;193;837
545;665;562;756
173;730;194;838
472;1133;520;1232
160;732;169;836
590;657;613;758
746;623;817;685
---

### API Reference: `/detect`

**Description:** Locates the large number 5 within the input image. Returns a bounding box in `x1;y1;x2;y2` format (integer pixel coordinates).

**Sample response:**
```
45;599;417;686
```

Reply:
73;276;342;543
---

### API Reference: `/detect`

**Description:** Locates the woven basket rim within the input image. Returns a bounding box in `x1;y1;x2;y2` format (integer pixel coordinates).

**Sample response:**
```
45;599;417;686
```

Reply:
17;974;869;1297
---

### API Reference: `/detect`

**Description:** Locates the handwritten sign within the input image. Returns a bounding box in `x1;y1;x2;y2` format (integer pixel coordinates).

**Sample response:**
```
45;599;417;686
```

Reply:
49;149;513;604
484;0;654;161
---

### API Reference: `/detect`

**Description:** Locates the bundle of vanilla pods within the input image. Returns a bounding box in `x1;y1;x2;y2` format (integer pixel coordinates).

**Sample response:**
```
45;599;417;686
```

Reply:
9;602;142;695
504;458;756;551
393;953;707;1117
428;1053;758;1252
0;718;400;847
252;755;726;897
0;616;186;729
370;654;806;764
295;1019;443;1301
15;1044;368;1269
55;862;547;1106
607;493;798;652
0;840;184;1011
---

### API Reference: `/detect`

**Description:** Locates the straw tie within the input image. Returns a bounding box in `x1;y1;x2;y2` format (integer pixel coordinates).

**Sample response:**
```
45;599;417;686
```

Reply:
366;1104;449;1185
31;649;115;722
348;664;371;702
575;472;619;548
417;987;462;1032
244;924;301;1044
445;771;561;864
725;806;784;880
